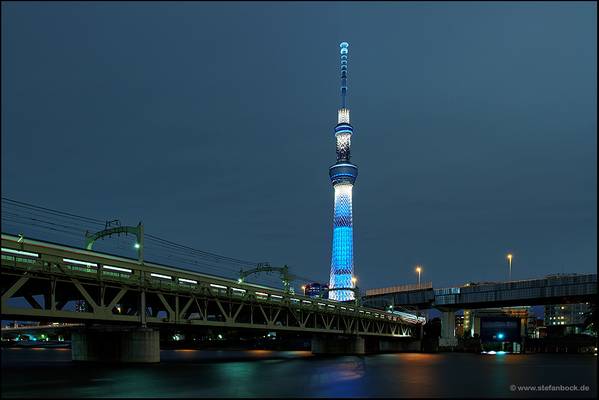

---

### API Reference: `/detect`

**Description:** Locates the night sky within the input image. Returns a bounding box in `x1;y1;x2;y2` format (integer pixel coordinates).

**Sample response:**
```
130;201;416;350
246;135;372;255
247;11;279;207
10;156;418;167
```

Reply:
2;2;596;292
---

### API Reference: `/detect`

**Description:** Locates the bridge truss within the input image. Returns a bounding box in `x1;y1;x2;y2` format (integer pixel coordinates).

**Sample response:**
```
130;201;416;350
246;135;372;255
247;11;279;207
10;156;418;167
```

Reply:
1;234;420;338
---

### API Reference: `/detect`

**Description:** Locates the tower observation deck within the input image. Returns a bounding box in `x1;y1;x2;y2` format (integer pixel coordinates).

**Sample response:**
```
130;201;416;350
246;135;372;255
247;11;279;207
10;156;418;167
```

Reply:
328;42;358;301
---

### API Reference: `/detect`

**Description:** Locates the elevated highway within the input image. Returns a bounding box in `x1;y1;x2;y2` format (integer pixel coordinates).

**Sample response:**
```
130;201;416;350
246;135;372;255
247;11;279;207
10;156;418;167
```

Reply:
363;274;596;348
363;275;596;310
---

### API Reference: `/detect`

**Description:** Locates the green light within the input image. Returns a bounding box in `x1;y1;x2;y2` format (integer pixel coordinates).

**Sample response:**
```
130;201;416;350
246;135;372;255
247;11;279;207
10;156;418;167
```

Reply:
134;243;140;249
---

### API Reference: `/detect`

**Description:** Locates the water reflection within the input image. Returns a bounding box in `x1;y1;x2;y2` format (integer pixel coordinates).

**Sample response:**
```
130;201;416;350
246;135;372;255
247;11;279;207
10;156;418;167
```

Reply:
1;349;595;398
310;357;367;397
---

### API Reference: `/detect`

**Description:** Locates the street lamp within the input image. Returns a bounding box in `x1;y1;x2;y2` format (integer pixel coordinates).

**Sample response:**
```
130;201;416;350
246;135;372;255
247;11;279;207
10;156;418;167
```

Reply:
506;253;513;281
415;266;422;286
350;277;359;305
301;285;306;295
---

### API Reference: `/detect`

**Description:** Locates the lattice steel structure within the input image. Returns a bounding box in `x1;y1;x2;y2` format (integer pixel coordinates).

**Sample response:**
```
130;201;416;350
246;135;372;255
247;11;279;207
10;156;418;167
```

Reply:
1;234;420;338
328;42;358;301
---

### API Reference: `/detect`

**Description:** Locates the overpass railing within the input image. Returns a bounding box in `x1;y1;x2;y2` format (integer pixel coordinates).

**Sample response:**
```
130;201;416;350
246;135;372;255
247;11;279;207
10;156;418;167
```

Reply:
434;274;597;306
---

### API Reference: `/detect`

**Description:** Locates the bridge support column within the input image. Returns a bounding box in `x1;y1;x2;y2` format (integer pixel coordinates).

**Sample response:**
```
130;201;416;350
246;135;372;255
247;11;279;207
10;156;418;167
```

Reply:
378;339;421;352
473;316;481;337
439;310;458;349
311;335;365;355
72;327;159;363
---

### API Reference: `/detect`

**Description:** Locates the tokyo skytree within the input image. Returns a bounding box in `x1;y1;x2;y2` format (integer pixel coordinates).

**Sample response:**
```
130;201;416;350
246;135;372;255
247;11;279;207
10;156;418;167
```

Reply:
328;42;358;301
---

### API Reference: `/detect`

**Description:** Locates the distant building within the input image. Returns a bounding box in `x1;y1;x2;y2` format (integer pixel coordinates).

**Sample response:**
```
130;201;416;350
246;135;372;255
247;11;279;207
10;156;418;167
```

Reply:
479;316;521;343
455;315;465;337
463;309;472;336
304;282;329;299
528;318;547;339
526;315;539;338
526;316;538;338
465;307;530;338
462;310;474;337
544;303;590;335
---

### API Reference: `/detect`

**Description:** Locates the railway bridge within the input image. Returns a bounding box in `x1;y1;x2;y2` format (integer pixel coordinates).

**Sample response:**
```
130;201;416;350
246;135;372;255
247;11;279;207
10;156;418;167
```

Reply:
1;233;423;362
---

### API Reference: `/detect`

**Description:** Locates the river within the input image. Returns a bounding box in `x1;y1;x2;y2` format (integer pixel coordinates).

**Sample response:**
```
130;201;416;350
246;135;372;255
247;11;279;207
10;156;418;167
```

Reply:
1;348;596;398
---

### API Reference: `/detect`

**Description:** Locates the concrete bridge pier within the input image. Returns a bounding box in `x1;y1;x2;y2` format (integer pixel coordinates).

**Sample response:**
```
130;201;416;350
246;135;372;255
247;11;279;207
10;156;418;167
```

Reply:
311;335;365;355
439;310;458;349
378;338;422;352
72;327;159;363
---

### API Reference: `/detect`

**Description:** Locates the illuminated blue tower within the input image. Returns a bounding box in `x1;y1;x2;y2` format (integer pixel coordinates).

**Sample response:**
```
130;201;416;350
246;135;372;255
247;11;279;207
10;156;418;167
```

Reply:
328;42;358;301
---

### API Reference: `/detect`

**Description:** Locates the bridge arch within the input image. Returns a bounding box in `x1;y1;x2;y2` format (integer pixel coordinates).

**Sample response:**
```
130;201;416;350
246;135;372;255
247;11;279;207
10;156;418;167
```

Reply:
85;221;143;263
239;263;294;294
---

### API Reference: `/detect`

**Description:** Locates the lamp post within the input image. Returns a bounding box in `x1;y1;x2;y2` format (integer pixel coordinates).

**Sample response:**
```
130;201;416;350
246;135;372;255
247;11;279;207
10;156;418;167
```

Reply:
301;285;306;296
506;254;513;281
416;266;422;287
351;277;358;304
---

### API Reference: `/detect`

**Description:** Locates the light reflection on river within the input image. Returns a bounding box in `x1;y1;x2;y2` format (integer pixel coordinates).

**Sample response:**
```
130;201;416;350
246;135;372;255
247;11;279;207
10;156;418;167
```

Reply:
1;348;596;398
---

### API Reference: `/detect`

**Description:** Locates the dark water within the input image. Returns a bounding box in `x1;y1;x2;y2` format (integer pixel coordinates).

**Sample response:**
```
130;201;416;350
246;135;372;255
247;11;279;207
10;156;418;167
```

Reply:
1;348;596;398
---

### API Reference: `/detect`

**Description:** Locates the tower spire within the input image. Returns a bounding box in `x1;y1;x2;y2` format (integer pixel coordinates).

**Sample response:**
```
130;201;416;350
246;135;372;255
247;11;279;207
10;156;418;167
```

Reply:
340;42;349;108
